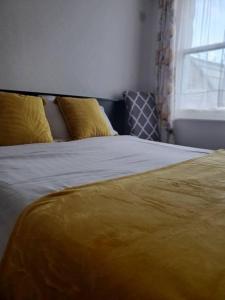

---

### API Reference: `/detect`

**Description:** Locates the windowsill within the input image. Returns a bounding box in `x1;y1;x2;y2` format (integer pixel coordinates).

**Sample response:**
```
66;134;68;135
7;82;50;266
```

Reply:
174;109;225;121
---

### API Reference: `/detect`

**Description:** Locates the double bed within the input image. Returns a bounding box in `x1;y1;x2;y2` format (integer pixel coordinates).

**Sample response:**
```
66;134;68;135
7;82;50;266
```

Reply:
0;136;210;259
0;91;225;300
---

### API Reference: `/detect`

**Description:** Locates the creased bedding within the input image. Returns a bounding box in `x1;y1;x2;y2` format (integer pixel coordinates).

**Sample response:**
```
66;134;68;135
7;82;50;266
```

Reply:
1;150;225;300
0;136;210;259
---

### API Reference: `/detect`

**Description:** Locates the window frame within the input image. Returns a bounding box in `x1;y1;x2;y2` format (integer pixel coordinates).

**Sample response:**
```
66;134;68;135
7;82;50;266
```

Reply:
174;0;225;122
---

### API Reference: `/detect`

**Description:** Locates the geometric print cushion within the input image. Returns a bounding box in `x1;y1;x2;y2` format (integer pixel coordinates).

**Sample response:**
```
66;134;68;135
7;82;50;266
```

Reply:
123;91;160;141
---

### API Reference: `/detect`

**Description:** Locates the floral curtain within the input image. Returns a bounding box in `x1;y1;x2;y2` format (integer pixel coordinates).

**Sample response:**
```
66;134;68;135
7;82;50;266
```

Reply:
156;0;176;130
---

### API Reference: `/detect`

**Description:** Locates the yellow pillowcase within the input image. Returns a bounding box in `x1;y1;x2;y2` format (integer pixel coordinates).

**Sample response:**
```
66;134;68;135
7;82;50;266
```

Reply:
56;97;111;140
0;92;53;146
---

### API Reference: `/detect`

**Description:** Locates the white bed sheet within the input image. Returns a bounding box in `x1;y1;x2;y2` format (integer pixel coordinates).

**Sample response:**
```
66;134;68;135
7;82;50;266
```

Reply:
0;136;210;258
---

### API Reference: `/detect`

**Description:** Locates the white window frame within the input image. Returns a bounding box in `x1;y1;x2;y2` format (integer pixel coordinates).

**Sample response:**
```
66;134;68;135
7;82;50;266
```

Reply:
175;39;225;121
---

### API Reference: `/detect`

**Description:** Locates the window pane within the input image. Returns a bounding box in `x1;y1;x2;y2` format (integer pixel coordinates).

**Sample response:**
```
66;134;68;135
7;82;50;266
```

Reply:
192;0;225;47
179;48;225;110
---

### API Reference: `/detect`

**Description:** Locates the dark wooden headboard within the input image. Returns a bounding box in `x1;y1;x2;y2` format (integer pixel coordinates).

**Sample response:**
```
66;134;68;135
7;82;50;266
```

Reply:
0;89;127;135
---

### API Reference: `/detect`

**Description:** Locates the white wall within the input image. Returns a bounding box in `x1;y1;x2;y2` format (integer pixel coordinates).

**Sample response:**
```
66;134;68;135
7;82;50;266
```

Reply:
174;119;225;150
142;0;159;93
0;0;157;99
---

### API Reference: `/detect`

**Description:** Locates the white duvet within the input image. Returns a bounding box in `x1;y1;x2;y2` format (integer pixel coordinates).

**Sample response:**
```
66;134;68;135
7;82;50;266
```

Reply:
0;136;210;258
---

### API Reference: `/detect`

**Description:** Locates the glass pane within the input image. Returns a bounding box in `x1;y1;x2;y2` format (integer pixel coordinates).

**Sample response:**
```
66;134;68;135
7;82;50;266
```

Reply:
179;48;225;110
192;0;225;47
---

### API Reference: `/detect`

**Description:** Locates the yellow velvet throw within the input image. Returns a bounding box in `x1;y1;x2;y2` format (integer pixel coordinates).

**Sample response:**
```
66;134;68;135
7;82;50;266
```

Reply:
1;151;225;300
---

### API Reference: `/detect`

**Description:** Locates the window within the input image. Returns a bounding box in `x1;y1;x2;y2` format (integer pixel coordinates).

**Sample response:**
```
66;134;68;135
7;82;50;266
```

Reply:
175;0;225;120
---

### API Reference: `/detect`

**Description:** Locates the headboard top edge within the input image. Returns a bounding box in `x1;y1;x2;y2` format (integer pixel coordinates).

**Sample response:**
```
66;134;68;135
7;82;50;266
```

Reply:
0;89;123;102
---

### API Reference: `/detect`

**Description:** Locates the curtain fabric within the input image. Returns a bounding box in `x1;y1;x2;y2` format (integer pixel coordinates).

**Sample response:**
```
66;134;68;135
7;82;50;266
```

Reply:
156;0;176;128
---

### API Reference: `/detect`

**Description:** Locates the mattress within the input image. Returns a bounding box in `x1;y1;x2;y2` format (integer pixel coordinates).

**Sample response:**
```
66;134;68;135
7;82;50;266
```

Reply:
0;136;210;258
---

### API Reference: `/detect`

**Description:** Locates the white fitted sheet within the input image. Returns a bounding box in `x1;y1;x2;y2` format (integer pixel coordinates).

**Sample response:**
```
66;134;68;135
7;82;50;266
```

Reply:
0;136;210;258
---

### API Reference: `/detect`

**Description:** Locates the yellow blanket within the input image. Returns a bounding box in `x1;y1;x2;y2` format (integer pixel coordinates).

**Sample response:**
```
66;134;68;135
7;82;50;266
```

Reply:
1;151;225;300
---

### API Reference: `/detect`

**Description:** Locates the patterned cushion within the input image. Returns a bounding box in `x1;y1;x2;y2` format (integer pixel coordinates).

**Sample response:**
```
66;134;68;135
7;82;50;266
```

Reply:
124;91;160;141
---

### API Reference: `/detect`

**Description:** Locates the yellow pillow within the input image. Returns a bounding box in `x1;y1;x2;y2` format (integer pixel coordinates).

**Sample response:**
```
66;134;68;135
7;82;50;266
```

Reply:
0;92;53;146
56;97;111;140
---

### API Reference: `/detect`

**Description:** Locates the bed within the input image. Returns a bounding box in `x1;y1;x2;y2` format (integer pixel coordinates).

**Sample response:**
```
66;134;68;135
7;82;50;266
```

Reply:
0;135;210;259
0;91;225;300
